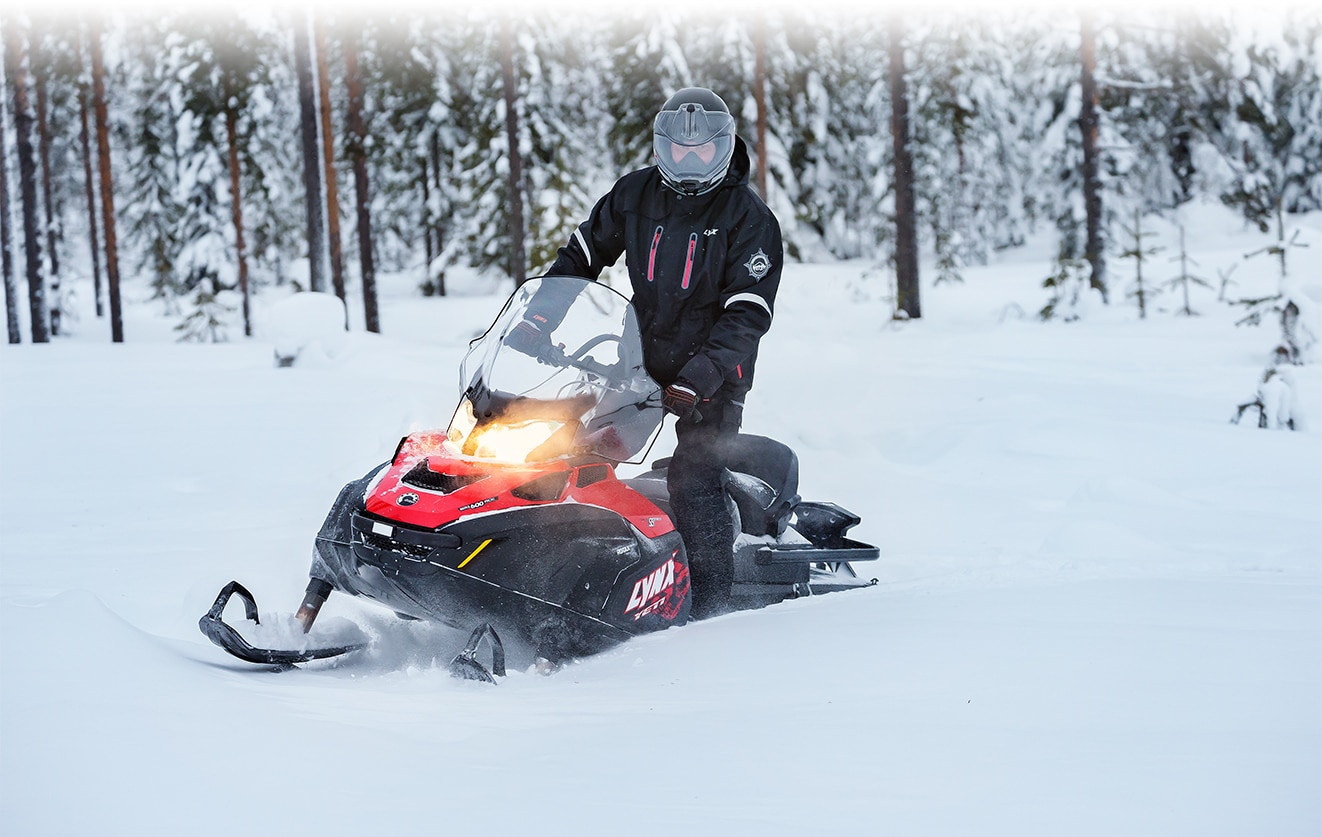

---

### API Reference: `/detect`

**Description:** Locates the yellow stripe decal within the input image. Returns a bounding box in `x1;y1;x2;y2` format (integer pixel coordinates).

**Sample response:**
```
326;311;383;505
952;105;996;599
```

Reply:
456;539;493;570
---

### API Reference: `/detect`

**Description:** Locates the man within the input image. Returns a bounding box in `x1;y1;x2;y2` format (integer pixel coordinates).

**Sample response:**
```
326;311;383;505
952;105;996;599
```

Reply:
512;87;782;619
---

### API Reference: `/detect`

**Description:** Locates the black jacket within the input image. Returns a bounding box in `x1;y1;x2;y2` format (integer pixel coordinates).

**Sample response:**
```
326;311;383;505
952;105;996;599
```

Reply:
546;137;782;402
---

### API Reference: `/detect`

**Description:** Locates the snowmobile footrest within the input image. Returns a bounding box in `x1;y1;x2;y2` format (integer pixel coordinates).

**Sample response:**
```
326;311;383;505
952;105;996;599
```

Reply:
199;580;366;667
755;540;879;565
447;623;506;683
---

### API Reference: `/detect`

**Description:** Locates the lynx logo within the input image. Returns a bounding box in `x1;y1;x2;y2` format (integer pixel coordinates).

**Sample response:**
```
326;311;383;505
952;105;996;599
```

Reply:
624;558;676;619
396;493;419;507
743;248;772;281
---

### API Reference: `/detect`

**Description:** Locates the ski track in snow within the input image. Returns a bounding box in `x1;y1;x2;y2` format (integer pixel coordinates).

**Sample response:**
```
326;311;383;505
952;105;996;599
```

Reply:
2;202;1320;835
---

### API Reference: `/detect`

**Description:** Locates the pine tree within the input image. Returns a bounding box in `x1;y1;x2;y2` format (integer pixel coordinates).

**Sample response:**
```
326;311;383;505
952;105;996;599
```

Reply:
342;22;378;333
291;8;326;293
889;15;920;319
5;16;48;342
87;12;122;342
74;23;103;319
1;49;20;343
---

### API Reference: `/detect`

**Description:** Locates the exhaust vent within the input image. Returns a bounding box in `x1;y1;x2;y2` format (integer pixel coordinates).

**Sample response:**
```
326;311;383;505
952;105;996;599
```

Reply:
402;462;487;494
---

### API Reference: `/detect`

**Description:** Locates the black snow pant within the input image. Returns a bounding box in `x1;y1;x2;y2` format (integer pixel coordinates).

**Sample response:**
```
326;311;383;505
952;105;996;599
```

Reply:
668;397;743;621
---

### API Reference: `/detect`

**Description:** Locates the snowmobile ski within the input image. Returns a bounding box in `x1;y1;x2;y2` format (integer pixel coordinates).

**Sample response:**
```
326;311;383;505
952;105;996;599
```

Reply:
446;623;507;683
198;581;366;667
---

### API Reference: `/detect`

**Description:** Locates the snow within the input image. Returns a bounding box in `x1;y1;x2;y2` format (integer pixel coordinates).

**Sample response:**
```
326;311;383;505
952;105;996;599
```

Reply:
2;202;1320;835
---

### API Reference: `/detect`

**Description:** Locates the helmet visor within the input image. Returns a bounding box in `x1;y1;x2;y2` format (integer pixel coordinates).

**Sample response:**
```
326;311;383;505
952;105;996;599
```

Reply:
653;106;735;189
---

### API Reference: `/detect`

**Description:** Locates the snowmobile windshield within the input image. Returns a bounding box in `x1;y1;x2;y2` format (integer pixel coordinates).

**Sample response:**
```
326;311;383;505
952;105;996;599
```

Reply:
452;276;664;463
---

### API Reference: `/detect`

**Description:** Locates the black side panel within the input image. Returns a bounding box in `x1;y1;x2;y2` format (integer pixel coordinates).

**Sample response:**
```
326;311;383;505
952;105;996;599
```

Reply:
309;465;385;588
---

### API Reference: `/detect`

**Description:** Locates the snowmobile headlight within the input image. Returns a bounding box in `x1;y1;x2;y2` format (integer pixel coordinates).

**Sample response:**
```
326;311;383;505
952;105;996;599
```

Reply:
447;397;479;447
471;420;567;462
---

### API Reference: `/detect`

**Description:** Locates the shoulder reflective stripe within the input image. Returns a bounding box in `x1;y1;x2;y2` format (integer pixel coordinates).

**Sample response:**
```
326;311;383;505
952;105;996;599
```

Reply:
572;228;592;267
724;293;771;316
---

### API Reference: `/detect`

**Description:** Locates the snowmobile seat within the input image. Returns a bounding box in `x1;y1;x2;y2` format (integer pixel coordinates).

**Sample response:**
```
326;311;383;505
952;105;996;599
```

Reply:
721;434;800;538
626;435;799;538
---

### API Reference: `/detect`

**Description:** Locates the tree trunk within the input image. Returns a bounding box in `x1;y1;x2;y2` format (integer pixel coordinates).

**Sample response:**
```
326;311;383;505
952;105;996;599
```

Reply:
292;10;326;293
753;14;769;200
500;16;527;287
1080;12;1107;302
430;130;445;296
5;20;48;343
313;13;346;318
889;17;921;320
35;65;60;335
89;15;123;342
1;66;20;343
76;25;103;319
420;153;433;280
222;68;251;338
343;29;378;333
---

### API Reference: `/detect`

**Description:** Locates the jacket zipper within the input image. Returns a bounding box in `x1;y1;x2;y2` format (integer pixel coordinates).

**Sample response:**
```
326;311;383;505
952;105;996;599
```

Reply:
647;225;663;283
682;232;697;290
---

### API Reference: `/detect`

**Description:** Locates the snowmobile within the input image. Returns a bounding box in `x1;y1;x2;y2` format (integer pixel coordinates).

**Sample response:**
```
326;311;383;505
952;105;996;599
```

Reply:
200;275;879;680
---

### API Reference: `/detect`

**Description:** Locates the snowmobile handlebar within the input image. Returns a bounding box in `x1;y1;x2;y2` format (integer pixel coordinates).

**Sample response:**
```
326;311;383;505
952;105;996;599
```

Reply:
525;334;621;382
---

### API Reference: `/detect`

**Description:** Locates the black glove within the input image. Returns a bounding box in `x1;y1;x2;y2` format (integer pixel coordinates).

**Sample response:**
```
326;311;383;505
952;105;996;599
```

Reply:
662;381;700;420
507;319;550;359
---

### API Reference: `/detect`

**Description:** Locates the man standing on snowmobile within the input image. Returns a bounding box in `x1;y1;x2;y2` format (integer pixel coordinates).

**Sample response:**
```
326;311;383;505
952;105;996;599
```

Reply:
509;87;783;620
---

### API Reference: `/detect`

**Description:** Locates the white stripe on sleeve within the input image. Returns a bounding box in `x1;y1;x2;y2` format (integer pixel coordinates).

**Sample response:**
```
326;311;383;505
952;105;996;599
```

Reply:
572;228;592;268
724;292;772;316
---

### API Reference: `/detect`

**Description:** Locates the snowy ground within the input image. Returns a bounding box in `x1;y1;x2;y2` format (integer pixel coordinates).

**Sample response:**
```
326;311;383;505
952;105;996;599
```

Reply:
2;201;1320;835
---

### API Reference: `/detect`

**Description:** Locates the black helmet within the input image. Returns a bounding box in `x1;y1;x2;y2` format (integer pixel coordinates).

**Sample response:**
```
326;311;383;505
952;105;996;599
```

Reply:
653;87;736;196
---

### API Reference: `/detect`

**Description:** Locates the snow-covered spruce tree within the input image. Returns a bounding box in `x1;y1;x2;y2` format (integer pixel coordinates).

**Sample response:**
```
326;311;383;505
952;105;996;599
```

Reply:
1164;225;1213;316
909;19;978;284
1221;12;1322;228
235;18;302;291
407;16;464;295
766;14;890;261
1108;12;1237;211
167;14;283;340
1039;257;1094;322
116;16;188;308
349;14;439;278
1022;14;1086;262
439;18;508;279
603;13;689;178
518;13;610;275
1237;202;1317;361
1116;208;1163;319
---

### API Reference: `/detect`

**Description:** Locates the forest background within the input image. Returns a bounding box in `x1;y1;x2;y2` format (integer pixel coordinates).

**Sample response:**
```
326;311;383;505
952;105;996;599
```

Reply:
1;0;1319;344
